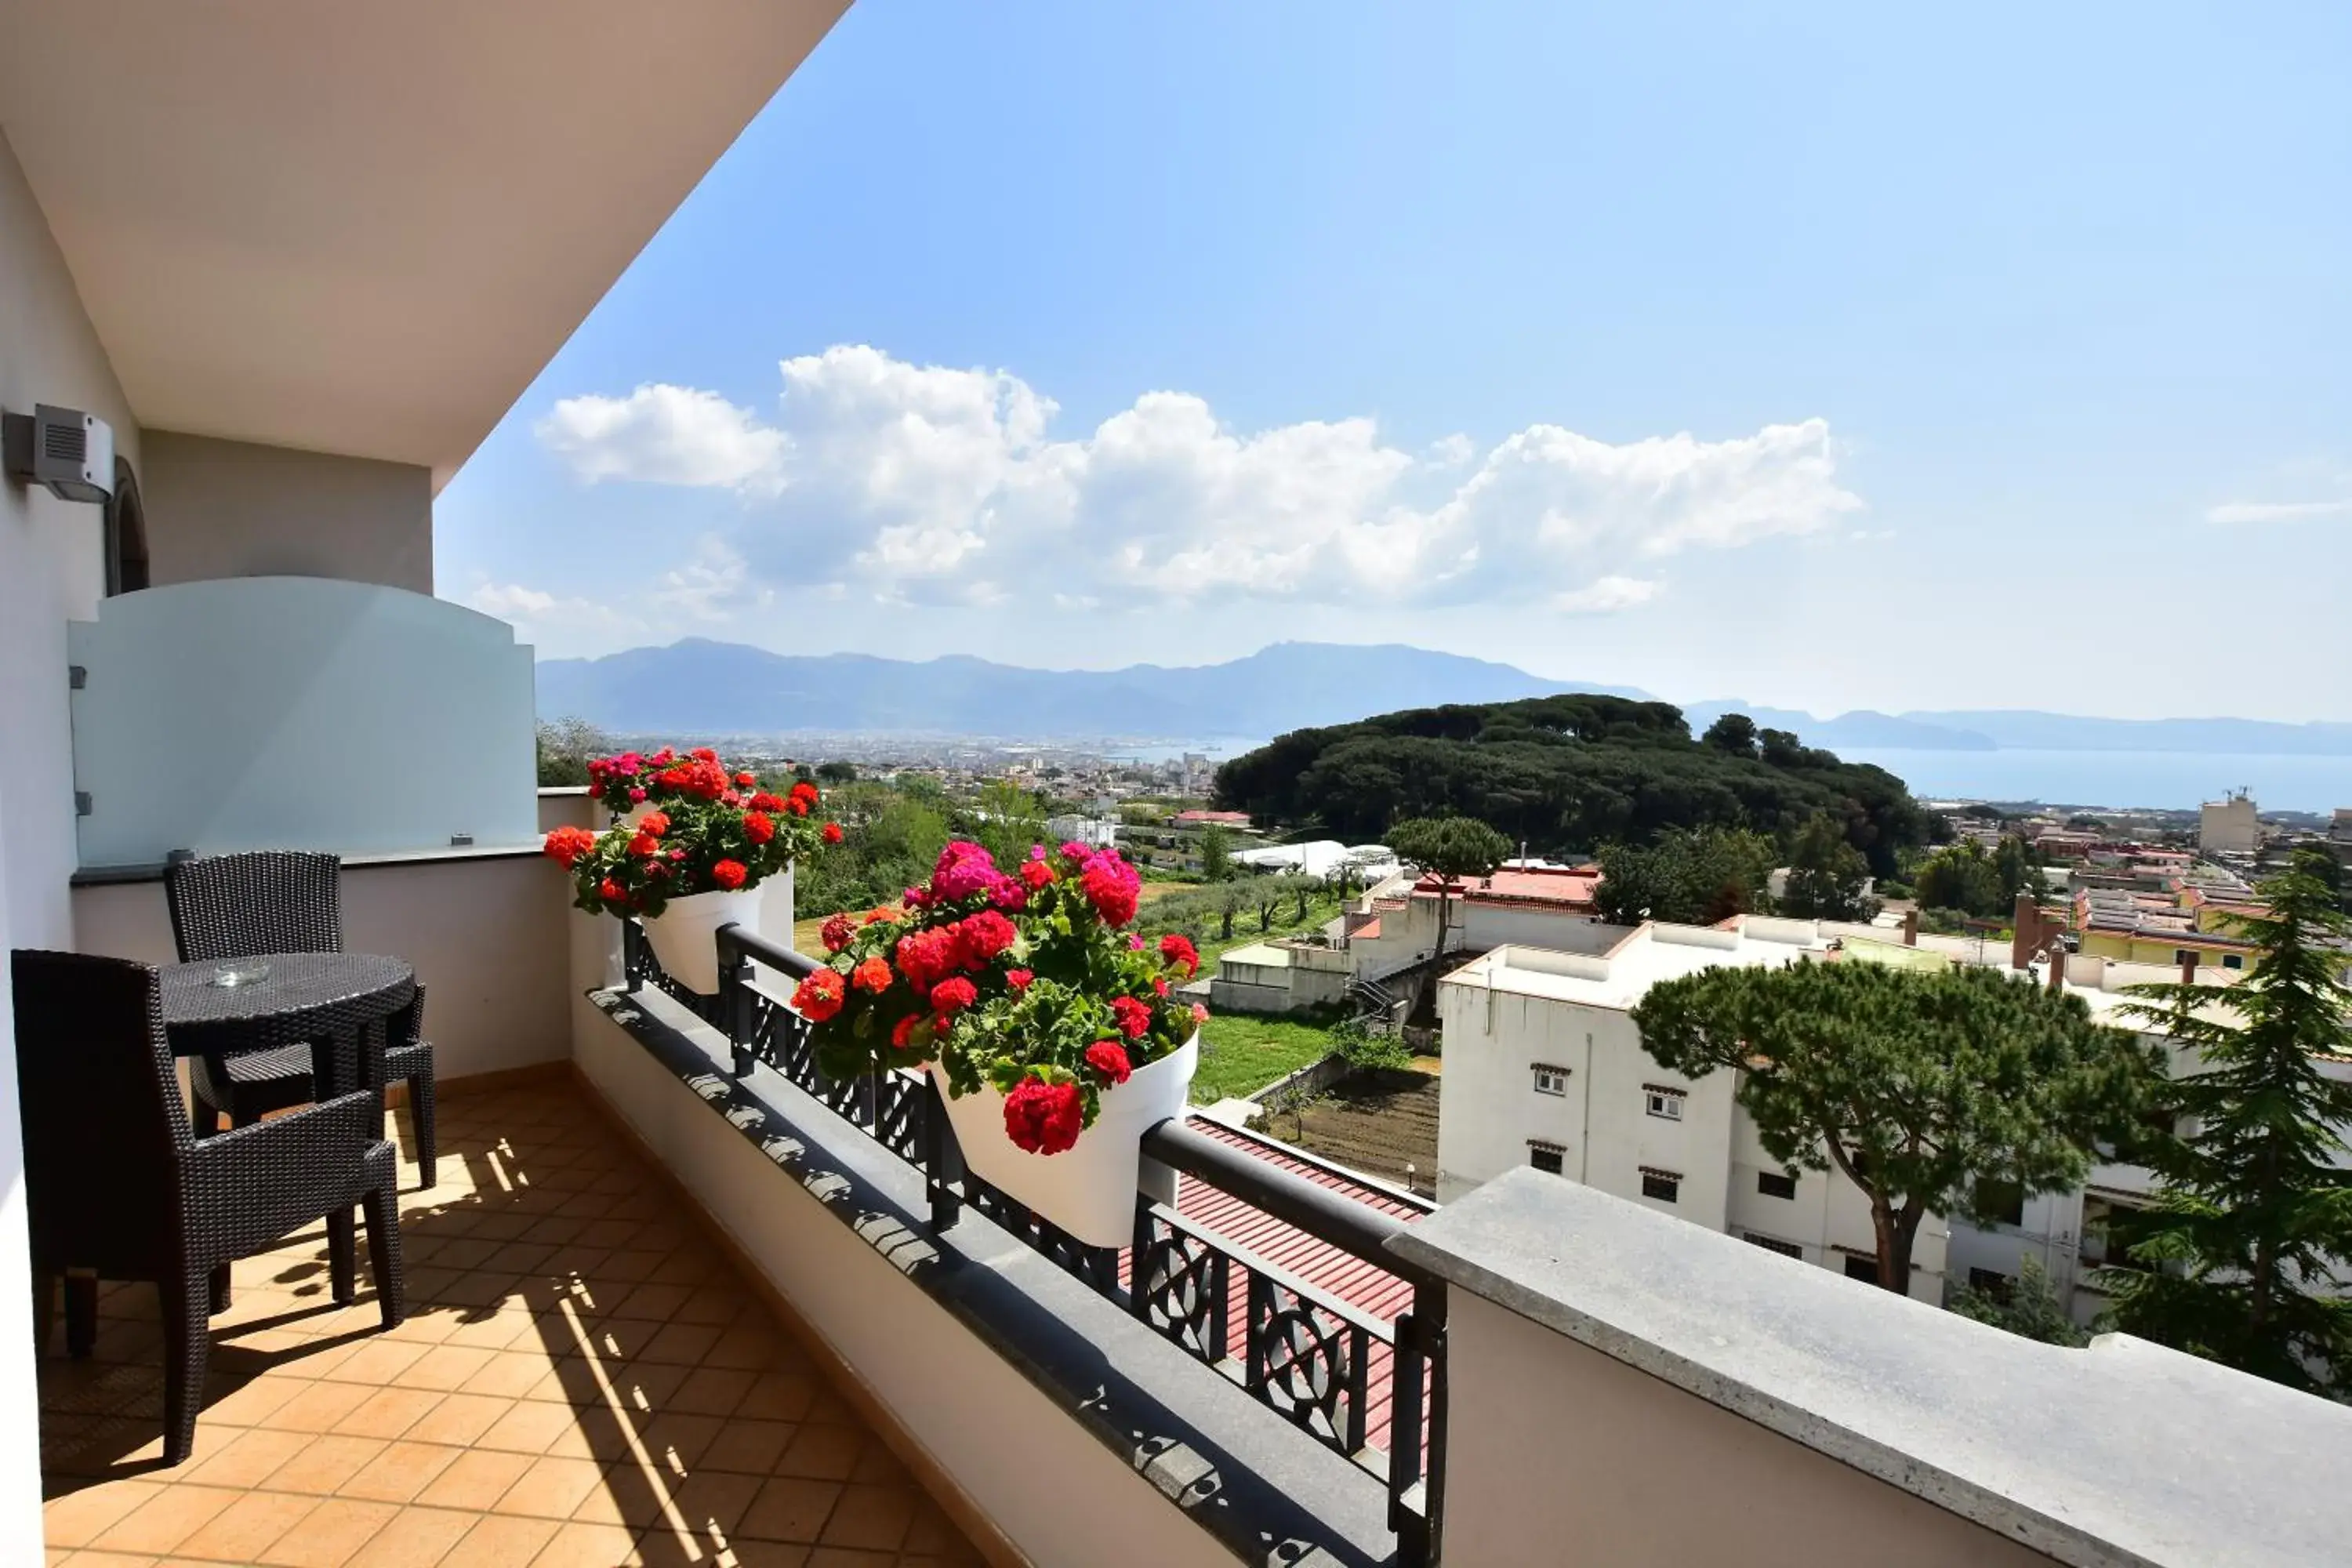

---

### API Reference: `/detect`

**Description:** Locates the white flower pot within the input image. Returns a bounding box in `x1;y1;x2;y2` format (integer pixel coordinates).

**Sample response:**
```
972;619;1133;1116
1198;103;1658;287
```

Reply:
639;887;763;993
933;1031;1199;1247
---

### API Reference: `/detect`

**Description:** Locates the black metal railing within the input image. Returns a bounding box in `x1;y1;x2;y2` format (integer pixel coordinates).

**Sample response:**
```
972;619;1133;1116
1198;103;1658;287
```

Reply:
626;920;1446;1566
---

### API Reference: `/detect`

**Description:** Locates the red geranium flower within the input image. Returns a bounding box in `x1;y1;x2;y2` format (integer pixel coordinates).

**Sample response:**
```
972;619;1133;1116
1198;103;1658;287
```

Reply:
1018;857;1056;891
1005;968;1033;991
735;771;758;787
627;786;648;803
1083;1040;1132;1085
852;956;894;993
744;811;776;845
691;747;718;763
820;913;855;953
710;858;749;891
1079;852;1142;927
750;792;785;811
1158;934;1199;976
597;877;625;905
1153;977;1171;998
788;781;819;817
790;967;846;1022
956;909;1018;964
541;826;596;868
891;1012;927;1051
927;977;978;1015
638;811;670;837
1003;1078;1084;1155
1110;994;1152;1040
822;821;844;845
627;833;659;858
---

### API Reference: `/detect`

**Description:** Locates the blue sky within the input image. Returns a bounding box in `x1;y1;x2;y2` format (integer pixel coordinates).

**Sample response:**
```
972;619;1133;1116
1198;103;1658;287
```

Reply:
436;2;2351;721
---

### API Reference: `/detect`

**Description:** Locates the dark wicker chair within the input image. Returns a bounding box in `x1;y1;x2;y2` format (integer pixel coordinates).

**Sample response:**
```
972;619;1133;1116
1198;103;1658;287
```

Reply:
165;851;437;1186
12;949;403;1465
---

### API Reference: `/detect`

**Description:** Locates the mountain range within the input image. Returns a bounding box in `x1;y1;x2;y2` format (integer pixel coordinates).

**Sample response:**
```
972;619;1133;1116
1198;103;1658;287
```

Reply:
534;639;2352;757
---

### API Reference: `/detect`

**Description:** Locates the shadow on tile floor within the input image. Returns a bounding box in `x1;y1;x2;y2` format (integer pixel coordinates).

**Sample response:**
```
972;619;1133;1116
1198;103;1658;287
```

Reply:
38;1082;984;1568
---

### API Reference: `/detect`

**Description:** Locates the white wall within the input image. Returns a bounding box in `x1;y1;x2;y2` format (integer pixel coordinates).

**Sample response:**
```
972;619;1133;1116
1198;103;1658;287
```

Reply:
73;853;576;1082
1440;1289;2053;1568
139;430;432;593
0;125;145;1563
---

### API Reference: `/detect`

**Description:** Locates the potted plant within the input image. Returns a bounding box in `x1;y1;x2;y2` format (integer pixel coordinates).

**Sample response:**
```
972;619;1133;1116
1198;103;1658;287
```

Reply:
544;748;840;993
798;839;1206;1245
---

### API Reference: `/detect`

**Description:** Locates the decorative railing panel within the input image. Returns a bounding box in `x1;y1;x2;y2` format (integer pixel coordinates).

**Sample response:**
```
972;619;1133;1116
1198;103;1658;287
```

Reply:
626;919;1446;1566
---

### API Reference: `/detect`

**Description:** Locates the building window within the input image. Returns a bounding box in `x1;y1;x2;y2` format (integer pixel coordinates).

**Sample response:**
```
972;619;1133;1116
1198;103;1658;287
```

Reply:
103;460;149;597
1757;1171;1797;1200
1639;1168;1680;1203
1967;1268;2015;1301
2222;953;2245;971
1528;1142;1565;1175
1530;1064;1569;1097
1842;1254;1882;1283
1643;1087;1685;1121
1973;1178;2025;1229
1744;1233;1802;1259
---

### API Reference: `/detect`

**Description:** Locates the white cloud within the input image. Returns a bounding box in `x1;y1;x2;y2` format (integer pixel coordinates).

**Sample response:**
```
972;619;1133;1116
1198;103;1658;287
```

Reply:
462;582;642;655
2205;498;2352;525
536;383;787;490
535;344;1861;610
466;583;558;619
652;535;774;622
1552;575;1660;613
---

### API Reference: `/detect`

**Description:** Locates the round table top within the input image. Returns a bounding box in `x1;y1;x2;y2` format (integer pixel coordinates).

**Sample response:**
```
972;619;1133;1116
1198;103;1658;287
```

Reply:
158;952;414;1050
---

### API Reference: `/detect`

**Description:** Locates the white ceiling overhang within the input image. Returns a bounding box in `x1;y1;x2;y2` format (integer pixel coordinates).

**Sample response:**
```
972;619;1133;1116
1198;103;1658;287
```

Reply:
0;1;848;488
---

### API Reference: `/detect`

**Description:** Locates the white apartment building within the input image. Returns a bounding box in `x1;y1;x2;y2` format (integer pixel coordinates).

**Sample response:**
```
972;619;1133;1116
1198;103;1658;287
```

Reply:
1436;919;1951;1302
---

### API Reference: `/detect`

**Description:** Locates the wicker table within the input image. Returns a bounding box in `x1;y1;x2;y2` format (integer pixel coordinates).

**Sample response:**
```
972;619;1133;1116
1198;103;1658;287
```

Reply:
158;951;416;1099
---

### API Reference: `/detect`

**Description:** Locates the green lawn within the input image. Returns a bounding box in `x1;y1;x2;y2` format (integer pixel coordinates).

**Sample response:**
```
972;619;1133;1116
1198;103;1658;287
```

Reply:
1189;895;1348;966
1189;1011;1338;1104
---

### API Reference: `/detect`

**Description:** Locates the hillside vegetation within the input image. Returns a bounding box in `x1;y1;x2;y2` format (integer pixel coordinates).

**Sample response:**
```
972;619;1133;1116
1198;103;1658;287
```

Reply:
1213;694;1930;875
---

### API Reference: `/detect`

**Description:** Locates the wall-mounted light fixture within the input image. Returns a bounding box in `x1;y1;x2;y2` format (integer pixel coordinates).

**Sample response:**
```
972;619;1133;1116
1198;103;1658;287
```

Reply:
4;404;115;503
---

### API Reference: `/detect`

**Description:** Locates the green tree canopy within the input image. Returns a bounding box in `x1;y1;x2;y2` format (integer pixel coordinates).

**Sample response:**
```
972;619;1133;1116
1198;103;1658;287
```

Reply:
2101;849;2352;1393
1632;961;2158;1291
1948;1256;2089;1347
1390;815;1512;956
1781;813;1877;922
1595;826;1775;926
535;717;612;787
1211;692;1931;877
1912;840;2008;918
1198;822;1234;882
1702;712;1759;758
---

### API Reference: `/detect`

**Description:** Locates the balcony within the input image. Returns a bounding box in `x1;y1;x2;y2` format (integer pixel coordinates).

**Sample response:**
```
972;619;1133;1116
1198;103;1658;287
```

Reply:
42;858;2352;1566
40;1074;981;1566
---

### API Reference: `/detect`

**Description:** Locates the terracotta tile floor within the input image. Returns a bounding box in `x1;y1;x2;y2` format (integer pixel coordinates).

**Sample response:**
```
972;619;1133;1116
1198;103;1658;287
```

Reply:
38;1079;984;1568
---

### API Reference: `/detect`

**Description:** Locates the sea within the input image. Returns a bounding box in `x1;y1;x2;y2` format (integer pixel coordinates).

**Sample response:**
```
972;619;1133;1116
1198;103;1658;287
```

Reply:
1840;750;2352;815
1111;739;2352;815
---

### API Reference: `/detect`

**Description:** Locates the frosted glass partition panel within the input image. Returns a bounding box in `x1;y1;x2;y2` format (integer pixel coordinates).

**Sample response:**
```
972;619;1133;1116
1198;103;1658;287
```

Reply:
69;576;537;868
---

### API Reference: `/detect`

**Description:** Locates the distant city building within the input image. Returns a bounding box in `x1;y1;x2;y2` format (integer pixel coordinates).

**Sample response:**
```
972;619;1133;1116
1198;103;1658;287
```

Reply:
2198;790;2260;855
1172;808;1254;828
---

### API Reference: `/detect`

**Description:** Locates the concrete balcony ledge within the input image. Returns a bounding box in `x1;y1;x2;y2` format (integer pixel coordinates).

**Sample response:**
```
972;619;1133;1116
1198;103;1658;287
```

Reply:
581;982;1398;1568
1388;1167;2352;1568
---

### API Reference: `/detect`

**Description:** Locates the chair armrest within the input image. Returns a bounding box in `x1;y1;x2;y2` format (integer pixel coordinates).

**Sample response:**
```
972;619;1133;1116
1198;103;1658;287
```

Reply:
180;1091;391;1263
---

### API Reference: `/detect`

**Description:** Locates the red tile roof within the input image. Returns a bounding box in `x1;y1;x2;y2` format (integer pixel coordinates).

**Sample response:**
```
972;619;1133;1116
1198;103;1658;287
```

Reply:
1413;864;1602;911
